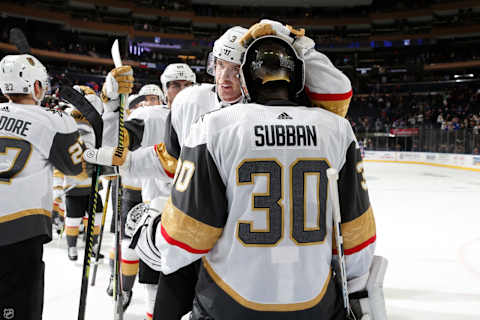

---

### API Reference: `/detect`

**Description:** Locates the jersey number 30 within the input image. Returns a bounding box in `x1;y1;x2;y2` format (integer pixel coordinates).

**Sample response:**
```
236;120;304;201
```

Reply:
237;159;330;246
0;137;32;184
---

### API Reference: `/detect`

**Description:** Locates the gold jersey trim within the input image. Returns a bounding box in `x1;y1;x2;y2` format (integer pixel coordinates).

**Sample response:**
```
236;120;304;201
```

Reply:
333;206;376;250
162;198;222;251
202;257;332;311
123;185;142;191
154;143;178;176
0;208;51;223
310;98;352;118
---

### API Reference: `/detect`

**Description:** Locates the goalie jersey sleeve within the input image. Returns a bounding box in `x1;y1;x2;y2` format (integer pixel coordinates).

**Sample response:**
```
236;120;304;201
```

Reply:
0;103;82;246
303;49;353;117
151;103;375;319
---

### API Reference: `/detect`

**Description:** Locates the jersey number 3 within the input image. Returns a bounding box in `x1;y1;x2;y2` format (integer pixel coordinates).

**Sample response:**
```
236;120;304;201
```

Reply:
0;137;32;184
237;159;330;246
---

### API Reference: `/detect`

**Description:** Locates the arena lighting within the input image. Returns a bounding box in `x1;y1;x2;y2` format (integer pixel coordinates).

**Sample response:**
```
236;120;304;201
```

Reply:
403;39;410;46
454;74;474;78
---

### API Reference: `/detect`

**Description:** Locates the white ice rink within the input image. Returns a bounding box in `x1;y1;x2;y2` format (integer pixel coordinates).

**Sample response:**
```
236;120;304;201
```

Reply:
43;161;480;319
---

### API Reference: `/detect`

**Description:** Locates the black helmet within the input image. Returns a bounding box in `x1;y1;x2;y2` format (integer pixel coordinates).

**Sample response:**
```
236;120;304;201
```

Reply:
239;35;305;102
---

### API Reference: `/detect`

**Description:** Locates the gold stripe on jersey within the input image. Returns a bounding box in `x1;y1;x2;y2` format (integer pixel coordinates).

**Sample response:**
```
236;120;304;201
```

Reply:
64;184;91;189
162;198;222;252
154;143;178;176
333;206;375;250
121;261;139;276
203;257;332;311
123;185;142;191
0;208;51;223
53;169;64;178
66;226;79;236
310;99;351;118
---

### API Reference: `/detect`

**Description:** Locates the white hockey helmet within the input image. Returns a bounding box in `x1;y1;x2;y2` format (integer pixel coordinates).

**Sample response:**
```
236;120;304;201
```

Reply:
206;26;248;76
127;93;139;110
138;84;165;103
0;54;50;103
160;63;196;93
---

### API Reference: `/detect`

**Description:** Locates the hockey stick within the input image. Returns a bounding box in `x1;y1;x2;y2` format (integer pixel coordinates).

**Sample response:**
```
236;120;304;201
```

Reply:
9;28;31;54
58;86;104;320
327;168;355;320
111;39;127;320
91;179;112;286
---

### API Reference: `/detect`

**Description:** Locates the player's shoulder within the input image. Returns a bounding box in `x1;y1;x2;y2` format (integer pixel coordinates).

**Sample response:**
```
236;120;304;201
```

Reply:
172;83;215;109
4;102;76;133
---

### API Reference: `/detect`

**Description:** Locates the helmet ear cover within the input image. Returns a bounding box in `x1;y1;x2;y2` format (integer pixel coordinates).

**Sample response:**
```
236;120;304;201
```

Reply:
240;36;305;103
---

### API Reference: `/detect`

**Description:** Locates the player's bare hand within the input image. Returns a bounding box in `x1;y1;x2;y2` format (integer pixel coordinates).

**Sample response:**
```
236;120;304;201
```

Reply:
101;65;134;102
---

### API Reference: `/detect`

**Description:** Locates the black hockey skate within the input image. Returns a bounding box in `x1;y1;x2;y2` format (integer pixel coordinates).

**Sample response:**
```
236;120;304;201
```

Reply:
106;275;114;296
68;247;78;261
122;290;133;311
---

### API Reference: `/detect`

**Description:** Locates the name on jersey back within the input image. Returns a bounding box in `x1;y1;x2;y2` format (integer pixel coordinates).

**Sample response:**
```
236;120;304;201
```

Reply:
254;124;317;148
0;115;32;137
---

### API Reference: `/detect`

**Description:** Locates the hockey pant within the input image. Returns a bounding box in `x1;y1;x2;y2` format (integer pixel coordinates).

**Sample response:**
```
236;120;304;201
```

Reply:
0;236;45;320
65;193;103;248
151;260;201;320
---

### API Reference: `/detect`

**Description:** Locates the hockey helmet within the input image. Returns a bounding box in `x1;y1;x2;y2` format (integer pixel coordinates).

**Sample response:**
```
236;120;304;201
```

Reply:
160;63;196;93
138;84;165;104
206;26;248;76
239;35;305;102
0;54;50;103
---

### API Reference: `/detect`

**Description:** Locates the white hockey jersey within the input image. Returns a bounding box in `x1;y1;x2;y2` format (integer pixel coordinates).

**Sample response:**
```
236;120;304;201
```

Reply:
127;105;172;202
0;103;82;246
63;109;96;196
124;48;353;182
152;102;376;319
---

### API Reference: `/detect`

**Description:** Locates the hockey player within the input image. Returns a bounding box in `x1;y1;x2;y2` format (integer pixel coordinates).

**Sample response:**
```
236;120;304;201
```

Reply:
100;69;195;318
138;84;166;107
106;84;165;311
86;21;355;320
62;85;105;261
127;34;379;320
0;54;84;319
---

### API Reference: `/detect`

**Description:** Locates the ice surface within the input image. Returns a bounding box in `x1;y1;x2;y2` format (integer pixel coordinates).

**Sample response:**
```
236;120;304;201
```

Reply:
43;162;480;319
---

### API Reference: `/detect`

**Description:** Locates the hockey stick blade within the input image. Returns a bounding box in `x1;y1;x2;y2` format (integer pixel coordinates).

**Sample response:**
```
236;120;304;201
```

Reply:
58;86;103;148
9;28;31;54
111;39;122;68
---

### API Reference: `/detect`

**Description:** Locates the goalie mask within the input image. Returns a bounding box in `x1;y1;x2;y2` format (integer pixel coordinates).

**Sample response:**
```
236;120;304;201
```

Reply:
0;54;50;103
239;35;305;103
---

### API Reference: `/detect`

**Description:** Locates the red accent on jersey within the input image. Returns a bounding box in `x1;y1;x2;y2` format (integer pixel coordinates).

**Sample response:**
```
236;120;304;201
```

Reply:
305;87;353;101
121;259;139;264
333;235;376;256
161;224;209;254
164;168;174;178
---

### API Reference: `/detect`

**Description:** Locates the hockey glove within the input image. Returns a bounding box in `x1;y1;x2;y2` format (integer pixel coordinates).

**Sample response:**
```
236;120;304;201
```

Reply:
239;19;314;55
82;127;130;166
101;66;134;112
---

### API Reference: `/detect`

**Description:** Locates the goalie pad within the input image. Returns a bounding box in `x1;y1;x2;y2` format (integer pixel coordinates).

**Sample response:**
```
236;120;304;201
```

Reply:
350;255;388;320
